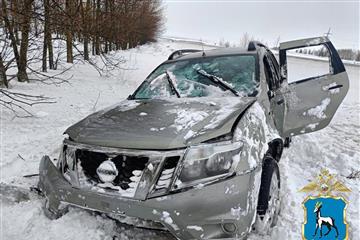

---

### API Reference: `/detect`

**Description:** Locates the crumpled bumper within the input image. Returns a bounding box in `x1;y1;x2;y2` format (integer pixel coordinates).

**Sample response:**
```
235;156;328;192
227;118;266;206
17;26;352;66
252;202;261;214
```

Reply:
38;155;259;240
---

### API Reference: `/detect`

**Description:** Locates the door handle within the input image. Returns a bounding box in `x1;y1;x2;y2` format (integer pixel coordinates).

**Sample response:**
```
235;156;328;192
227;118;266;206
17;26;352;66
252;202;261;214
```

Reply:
277;99;284;105
328;84;343;91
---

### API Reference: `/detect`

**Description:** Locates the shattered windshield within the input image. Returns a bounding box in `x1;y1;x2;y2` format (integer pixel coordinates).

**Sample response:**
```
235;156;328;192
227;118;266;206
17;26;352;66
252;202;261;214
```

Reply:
133;54;258;99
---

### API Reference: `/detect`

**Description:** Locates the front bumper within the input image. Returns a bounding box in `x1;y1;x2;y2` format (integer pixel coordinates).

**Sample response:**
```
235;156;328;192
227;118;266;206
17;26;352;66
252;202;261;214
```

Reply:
39;156;260;240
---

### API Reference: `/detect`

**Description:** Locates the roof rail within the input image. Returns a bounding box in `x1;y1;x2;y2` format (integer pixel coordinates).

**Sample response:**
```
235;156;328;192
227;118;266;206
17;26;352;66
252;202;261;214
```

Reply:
168;49;202;60
247;41;268;51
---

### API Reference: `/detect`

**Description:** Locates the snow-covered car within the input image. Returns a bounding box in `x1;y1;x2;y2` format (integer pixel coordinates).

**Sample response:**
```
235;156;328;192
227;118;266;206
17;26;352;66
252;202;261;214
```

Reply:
38;36;349;239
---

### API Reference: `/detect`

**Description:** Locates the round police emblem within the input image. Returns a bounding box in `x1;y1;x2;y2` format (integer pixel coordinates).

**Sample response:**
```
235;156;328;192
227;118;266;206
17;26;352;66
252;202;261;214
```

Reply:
96;160;118;183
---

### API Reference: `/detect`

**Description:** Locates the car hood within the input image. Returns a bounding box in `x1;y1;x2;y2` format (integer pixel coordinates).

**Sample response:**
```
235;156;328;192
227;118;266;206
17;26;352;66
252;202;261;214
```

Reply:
65;97;256;150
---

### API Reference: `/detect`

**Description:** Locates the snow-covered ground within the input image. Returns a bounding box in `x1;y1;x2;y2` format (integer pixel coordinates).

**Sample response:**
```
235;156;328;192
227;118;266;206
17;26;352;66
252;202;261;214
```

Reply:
1;39;359;240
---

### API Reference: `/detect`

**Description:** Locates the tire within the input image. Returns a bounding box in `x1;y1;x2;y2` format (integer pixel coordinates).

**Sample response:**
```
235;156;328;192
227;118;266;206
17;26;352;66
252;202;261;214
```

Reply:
253;154;281;235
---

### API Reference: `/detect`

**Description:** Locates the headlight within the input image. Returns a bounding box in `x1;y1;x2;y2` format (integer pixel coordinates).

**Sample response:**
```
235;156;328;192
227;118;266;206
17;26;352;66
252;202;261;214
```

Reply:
173;141;243;189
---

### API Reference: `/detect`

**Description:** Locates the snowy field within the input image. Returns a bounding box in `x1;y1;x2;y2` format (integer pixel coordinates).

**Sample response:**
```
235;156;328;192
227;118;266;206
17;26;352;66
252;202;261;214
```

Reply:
1;39;359;240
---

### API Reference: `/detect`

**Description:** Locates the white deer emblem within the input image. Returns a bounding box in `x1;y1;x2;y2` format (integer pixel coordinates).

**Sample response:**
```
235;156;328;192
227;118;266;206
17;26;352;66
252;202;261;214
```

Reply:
313;201;339;238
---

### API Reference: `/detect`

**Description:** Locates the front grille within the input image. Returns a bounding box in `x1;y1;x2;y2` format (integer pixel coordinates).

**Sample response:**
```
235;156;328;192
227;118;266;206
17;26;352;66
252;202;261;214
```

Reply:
76;149;149;190
154;156;180;191
75;149;149;198
61;140;185;200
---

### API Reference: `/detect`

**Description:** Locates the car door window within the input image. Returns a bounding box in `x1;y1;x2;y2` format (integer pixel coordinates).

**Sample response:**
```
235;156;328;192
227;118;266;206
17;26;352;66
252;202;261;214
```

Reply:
267;51;281;87
263;56;277;91
286;46;331;83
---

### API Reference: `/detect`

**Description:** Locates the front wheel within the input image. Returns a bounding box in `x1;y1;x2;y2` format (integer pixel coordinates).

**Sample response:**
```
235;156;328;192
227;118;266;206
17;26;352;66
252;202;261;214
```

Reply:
253;155;281;235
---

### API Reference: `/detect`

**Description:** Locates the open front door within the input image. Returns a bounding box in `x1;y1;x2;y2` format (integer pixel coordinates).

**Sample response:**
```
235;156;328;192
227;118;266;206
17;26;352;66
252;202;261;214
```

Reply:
277;36;349;137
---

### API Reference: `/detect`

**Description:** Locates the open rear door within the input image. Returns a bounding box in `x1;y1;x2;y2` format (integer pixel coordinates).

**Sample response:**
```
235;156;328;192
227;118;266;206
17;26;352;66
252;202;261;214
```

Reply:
277;36;349;137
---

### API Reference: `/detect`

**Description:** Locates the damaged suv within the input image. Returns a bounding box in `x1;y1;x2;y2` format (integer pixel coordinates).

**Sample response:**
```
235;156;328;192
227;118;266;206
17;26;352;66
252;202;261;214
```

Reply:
39;37;349;239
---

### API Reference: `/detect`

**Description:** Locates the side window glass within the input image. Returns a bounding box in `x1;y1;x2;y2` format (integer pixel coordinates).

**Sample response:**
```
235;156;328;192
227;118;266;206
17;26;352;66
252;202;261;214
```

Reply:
263;57;276;90
286;45;331;83
267;52;281;87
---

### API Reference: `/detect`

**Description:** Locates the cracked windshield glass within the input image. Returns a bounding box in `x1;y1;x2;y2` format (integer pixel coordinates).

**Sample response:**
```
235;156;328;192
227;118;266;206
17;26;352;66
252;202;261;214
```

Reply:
134;54;258;99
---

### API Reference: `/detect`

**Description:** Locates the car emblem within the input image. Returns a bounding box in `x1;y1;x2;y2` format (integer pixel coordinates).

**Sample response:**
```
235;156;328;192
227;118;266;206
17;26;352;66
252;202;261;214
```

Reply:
96;160;118;183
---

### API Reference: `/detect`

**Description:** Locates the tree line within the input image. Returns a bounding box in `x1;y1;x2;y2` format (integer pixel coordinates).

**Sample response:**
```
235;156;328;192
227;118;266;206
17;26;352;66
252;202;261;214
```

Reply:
295;47;360;62
0;0;163;87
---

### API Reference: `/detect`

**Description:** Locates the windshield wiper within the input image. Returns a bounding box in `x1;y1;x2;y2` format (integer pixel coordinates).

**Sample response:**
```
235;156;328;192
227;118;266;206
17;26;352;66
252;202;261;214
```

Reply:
165;70;181;98
196;69;239;96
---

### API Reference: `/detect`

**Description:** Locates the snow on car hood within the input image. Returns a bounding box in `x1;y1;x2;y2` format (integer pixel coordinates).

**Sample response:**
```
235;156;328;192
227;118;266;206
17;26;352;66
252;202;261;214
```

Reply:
65;97;256;149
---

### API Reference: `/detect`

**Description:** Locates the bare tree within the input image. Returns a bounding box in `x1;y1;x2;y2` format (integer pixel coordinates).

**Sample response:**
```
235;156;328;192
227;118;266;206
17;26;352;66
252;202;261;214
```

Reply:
0;54;8;87
273;36;281;49
1;0;21;71
0;89;55;117
80;0;91;60
42;0;53;71
240;33;250;49
94;0;100;55
17;0;34;82
65;0;73;63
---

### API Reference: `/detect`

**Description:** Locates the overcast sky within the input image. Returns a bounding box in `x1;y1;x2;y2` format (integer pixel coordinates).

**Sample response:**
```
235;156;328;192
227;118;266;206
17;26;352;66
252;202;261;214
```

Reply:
163;0;359;49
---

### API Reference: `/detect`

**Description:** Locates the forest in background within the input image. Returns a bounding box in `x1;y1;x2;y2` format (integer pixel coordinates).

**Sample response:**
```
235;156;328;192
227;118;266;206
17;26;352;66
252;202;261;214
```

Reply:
294;47;360;61
0;0;163;88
